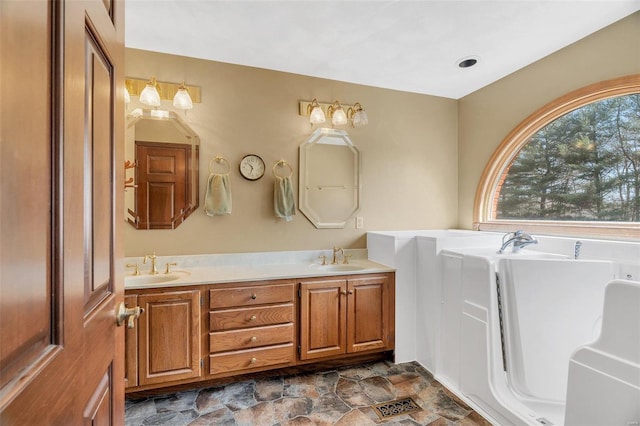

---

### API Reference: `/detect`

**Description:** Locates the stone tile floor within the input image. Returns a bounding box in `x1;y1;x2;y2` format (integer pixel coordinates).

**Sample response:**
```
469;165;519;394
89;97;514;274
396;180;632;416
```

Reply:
125;361;492;425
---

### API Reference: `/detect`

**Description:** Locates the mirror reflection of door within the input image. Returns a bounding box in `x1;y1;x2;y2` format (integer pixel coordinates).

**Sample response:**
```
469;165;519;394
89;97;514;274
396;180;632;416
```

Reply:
135;142;190;229
125;110;200;229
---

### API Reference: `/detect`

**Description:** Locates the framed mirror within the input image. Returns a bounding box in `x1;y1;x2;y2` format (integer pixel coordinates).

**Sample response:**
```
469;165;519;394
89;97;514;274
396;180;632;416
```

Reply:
299;128;361;228
125;110;200;229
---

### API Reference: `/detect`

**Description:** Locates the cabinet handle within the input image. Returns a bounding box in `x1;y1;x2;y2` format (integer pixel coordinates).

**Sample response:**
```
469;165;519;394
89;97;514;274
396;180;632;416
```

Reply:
250;357;257;364
251;293;257;300
250;336;257;343
250;315;257;321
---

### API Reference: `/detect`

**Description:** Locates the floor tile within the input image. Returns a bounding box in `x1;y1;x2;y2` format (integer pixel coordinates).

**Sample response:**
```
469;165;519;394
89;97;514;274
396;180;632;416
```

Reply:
124;361;490;425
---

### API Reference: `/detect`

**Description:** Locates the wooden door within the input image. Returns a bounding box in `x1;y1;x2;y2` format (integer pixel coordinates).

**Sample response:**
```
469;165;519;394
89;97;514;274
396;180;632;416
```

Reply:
347;275;392;353
135;142;189;229
299;279;348;360
138;290;202;386
0;0;125;423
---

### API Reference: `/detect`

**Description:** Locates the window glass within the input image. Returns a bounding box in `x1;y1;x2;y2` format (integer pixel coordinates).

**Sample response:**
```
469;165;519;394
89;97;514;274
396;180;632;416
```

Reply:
496;94;640;222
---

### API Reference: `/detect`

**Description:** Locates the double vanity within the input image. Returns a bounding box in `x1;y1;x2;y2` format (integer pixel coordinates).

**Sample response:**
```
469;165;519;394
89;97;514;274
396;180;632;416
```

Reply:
123;249;395;394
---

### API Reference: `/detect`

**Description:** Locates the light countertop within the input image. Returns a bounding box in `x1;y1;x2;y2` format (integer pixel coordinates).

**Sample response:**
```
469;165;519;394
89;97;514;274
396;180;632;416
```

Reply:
124;249;394;290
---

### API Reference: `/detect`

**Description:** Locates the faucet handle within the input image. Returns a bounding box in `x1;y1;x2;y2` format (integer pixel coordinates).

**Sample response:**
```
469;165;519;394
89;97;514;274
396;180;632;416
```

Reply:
126;263;140;276
164;262;177;274
342;254;352;265
318;255;327;266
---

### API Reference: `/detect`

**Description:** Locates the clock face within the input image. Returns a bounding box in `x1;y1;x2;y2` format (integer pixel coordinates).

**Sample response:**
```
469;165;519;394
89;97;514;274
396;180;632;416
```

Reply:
239;154;265;181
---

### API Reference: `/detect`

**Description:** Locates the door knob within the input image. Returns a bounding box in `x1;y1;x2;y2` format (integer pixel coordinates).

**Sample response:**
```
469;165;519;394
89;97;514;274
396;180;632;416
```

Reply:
116;302;144;329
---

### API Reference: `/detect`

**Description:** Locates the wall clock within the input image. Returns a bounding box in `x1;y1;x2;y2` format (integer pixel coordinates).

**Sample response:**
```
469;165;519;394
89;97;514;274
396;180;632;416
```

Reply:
239;154;265;181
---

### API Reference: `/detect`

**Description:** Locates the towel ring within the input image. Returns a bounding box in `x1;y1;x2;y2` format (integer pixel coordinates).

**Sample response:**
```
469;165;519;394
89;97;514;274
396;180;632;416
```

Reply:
273;160;293;179
209;156;230;175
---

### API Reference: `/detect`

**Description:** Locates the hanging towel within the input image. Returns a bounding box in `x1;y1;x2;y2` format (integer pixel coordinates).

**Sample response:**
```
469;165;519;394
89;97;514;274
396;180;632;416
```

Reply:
274;175;296;221
204;173;232;216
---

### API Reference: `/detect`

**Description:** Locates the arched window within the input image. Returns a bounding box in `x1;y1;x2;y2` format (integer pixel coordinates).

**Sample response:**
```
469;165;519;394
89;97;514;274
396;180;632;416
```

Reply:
474;75;640;239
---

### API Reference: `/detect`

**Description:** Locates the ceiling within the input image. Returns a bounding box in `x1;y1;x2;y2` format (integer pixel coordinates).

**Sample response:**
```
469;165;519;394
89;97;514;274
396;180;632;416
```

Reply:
124;1;640;99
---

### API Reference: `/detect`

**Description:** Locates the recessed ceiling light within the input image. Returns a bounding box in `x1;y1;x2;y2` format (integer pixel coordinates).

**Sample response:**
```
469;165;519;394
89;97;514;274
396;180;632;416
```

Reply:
458;56;479;68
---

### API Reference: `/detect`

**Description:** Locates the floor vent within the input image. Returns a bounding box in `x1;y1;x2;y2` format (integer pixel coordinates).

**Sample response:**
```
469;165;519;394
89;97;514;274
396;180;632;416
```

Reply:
371;397;422;419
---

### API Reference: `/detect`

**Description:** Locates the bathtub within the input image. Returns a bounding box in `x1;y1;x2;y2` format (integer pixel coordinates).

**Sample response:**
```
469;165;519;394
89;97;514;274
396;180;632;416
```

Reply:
438;248;640;425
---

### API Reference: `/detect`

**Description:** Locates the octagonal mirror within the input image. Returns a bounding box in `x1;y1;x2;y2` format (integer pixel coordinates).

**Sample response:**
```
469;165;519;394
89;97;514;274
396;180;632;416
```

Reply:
299;128;361;228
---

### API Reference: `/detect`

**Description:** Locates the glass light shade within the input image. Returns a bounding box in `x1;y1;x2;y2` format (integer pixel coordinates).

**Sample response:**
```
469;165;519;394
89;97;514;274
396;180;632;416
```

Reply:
139;83;161;107
352;109;369;127
309;106;326;124
173;88;193;110
124;87;131;104
331;107;348;126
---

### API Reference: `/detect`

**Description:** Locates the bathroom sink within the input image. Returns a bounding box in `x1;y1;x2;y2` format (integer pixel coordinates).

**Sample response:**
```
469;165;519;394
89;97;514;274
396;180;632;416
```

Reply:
309;264;366;272
124;271;190;286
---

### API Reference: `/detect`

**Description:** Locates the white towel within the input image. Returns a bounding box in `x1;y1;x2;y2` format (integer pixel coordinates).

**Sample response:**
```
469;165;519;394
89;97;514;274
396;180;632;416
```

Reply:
204;173;232;216
274;175;296;221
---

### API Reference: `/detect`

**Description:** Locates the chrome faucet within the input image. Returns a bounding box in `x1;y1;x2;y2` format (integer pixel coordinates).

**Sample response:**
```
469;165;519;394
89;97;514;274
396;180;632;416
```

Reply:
143;252;159;275
332;247;344;264
497;230;538;254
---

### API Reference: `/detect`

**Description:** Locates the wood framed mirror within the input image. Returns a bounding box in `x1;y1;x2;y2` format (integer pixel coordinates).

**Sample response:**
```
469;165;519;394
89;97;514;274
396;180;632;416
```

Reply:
125;110;200;229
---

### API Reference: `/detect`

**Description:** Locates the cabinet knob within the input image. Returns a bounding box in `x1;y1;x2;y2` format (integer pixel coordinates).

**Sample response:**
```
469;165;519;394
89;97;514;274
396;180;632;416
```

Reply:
250;357;257;364
250;315;257;321
251;293;257;300
348;290;354;295
250;336;257;342
340;290;347;295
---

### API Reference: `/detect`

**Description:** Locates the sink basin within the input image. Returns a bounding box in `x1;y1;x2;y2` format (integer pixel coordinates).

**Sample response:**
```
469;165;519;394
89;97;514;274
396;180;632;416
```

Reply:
309;264;365;272
124;271;190;286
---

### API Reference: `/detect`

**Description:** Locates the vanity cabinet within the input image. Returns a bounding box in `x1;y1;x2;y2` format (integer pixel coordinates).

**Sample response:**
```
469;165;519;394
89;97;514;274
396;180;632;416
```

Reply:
208;281;296;376
299;273;394;361
136;288;202;386
124;272;393;393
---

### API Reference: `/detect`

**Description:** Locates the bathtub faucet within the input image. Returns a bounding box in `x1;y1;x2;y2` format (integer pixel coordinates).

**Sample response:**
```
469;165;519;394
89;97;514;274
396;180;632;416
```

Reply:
497;230;538;254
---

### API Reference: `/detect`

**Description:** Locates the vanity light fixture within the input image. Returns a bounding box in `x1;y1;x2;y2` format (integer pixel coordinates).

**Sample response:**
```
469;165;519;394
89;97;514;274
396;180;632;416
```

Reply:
327;101;348;126
139;77;161;107
125;77;201;109
299;99;369;128
347;102;368;128
172;82;193;110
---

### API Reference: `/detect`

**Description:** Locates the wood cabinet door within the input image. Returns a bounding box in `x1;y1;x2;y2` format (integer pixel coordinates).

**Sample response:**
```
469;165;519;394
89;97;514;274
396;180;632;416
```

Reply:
347;275;392;353
135;142;189;229
1;0;124;423
138;290;202;386
299;279;347;360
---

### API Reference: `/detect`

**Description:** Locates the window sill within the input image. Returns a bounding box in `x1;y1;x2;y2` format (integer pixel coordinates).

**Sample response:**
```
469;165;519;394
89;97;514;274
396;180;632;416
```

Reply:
475;220;640;241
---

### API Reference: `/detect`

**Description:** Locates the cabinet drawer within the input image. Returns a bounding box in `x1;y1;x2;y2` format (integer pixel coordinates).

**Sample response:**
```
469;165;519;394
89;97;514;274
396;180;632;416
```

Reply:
210;304;293;331
209;344;294;375
209;323;293;353
209;283;294;309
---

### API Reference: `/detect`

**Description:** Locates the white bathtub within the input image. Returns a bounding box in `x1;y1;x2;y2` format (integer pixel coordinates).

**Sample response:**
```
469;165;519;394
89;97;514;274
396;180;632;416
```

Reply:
438;248;639;425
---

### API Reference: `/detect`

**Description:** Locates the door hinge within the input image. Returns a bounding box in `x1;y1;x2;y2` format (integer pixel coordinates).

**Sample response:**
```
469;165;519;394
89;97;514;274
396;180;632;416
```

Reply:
200;295;204;306
297;345;301;355
298;288;301;298
200;359;204;369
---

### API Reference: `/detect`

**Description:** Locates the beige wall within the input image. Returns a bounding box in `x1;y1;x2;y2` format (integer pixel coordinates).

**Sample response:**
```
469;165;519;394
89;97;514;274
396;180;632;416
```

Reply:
124;49;458;256
458;12;640;229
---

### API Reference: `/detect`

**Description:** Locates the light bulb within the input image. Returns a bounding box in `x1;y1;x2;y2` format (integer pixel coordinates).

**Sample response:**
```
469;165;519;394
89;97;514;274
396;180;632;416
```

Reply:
139;78;161;107
331;106;347;126
352;109;368;127
173;84;193;110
